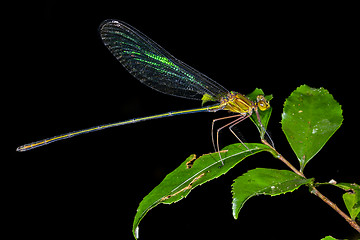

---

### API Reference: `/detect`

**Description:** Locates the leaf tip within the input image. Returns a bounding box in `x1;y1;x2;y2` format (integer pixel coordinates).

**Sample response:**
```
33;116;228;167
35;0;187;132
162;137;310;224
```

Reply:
134;226;139;239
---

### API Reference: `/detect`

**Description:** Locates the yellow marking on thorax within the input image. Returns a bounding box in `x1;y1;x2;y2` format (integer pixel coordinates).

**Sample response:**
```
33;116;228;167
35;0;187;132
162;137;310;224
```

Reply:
221;92;254;114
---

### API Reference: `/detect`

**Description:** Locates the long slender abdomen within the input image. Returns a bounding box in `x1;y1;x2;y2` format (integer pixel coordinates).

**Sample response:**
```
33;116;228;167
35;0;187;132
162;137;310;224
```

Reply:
17;104;222;152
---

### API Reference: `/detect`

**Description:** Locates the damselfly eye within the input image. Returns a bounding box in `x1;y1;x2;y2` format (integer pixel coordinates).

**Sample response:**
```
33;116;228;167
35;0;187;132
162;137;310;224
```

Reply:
257;95;270;111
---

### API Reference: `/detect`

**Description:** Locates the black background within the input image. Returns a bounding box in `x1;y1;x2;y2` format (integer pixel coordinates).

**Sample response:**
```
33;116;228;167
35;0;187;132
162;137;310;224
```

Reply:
10;1;357;239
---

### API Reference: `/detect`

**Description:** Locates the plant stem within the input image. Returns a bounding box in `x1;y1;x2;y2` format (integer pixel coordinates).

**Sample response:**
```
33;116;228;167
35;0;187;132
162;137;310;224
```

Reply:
310;186;360;233
261;139;304;178
261;139;360;233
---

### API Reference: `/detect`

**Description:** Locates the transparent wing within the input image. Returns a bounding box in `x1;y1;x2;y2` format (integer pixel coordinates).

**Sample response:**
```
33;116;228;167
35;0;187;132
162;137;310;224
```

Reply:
99;20;229;101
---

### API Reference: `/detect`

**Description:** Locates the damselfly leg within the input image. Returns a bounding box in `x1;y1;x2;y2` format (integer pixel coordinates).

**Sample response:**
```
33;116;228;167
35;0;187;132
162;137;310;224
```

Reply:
211;114;250;165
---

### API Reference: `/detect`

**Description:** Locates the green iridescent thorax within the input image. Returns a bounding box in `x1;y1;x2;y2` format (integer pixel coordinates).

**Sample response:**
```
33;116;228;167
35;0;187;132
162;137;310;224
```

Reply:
221;92;254;114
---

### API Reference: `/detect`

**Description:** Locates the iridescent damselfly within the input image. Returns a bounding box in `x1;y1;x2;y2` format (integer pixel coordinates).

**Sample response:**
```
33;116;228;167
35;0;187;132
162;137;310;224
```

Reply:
17;20;271;157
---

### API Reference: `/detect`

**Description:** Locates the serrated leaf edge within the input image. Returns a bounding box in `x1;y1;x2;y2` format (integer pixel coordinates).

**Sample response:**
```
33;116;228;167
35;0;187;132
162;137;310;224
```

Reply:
231;170;311;219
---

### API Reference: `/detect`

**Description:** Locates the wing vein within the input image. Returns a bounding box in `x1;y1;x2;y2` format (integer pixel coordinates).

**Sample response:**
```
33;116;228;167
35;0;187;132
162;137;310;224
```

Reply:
99;20;229;101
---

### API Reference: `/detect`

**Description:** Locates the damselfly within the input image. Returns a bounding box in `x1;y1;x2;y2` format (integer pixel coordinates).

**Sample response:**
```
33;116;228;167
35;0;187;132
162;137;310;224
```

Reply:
17;20;270;155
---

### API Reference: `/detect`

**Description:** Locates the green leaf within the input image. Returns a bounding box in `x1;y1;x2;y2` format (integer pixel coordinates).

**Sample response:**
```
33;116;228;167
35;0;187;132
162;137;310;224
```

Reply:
321;236;337;240
247;88;273;139
343;193;360;220
333;182;360;220
132;143;271;239
201;93;216;106
231;168;312;219
281;85;343;171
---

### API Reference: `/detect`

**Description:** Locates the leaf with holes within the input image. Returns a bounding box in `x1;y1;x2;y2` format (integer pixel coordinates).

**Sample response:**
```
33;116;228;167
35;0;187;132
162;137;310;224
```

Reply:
133;143;272;239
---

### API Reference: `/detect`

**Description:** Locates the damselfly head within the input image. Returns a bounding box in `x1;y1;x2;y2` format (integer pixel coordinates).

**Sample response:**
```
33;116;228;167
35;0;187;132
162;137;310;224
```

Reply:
256;95;270;111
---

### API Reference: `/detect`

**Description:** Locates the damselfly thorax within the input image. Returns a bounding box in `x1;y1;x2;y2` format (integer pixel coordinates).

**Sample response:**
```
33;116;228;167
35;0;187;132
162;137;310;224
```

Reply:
210;92;270;161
